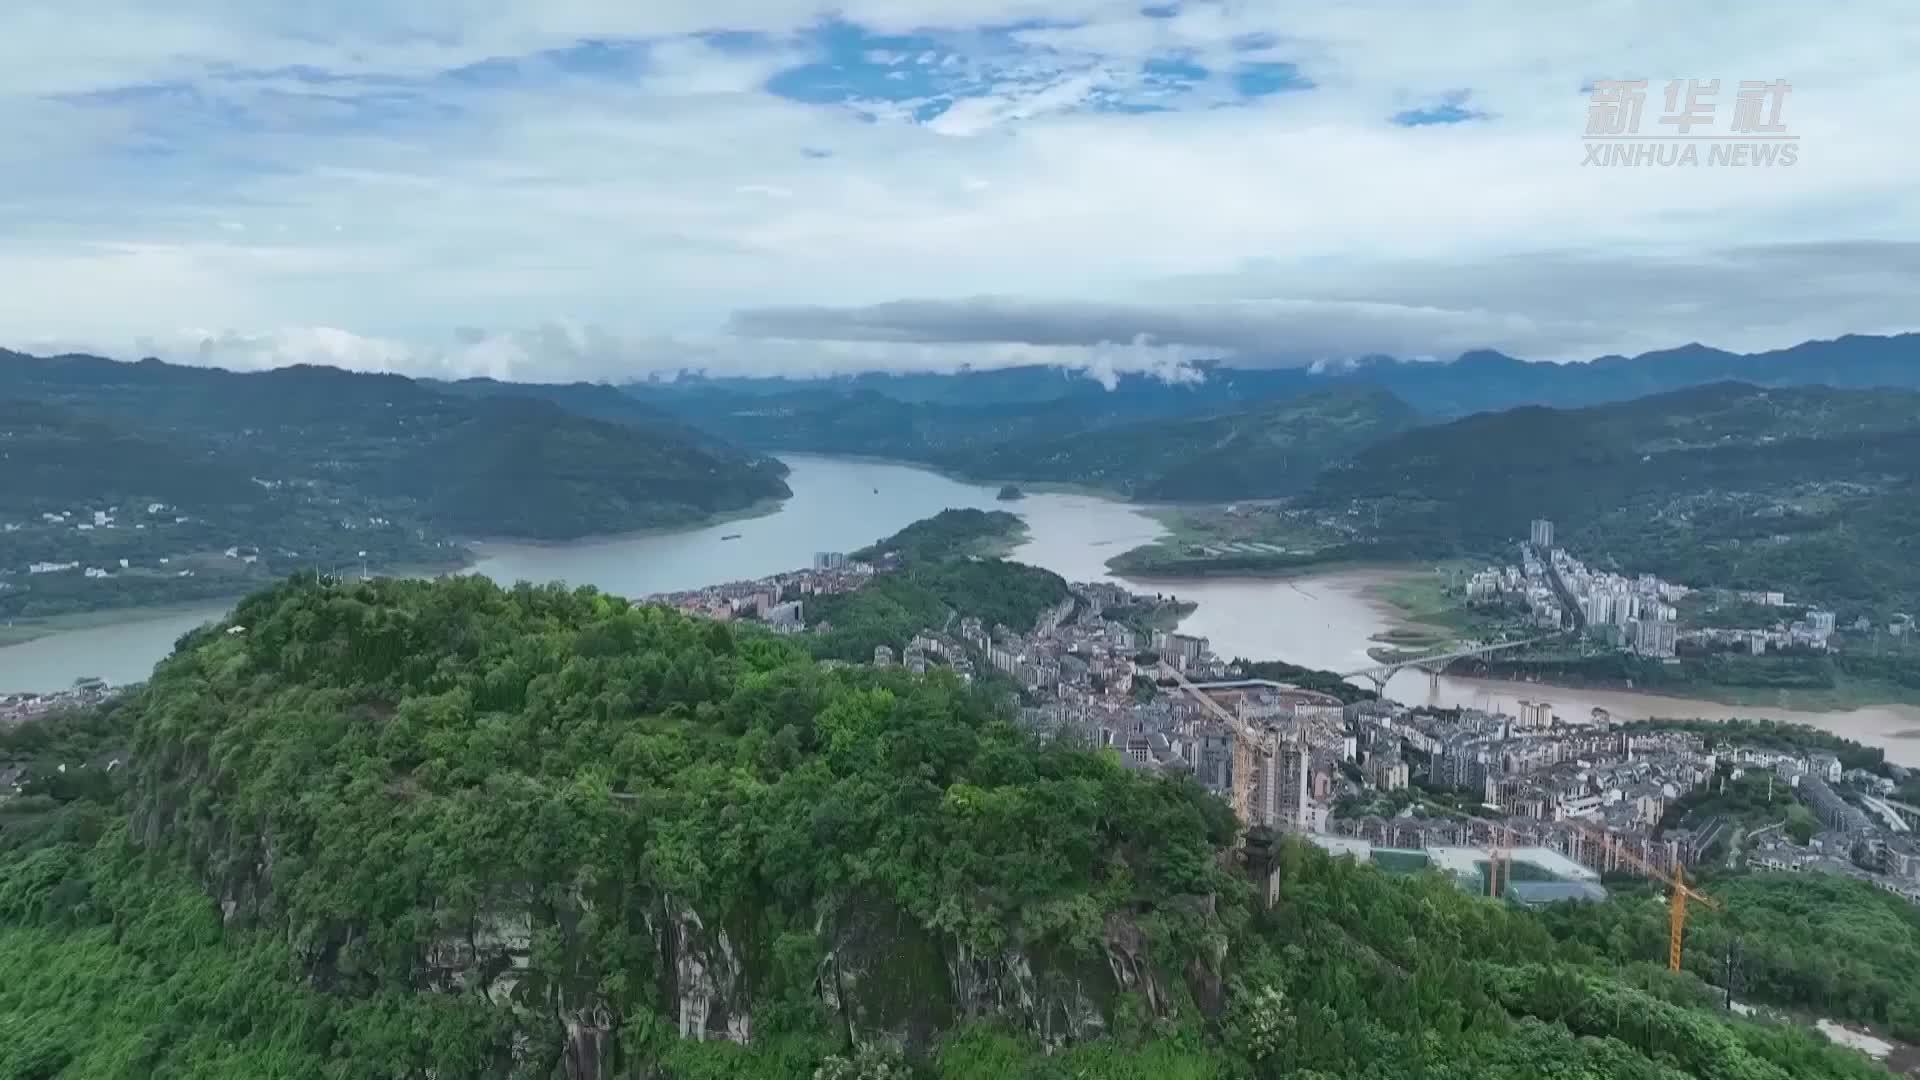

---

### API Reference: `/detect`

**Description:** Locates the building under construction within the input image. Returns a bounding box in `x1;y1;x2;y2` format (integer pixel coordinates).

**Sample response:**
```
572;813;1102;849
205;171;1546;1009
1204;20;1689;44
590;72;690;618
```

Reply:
1163;676;1347;832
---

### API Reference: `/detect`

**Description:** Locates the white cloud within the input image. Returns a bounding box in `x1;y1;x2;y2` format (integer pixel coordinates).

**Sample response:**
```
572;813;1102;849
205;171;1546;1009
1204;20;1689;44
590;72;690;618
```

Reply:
2;1;1918;380
44;322;1201;386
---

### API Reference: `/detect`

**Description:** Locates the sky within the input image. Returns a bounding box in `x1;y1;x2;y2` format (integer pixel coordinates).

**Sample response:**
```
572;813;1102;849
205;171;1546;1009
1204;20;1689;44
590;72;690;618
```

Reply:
4;1;1919;383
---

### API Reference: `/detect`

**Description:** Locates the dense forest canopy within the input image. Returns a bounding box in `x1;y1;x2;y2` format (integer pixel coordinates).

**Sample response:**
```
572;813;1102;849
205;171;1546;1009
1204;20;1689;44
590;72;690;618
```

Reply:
852;509;1028;564
0;574;1900;1078
807;559;1072;663
812;510;1068;661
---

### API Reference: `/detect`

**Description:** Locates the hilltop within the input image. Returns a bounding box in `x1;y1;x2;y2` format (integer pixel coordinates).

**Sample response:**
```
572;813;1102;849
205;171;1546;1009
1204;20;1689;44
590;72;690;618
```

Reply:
0;574;1891;1078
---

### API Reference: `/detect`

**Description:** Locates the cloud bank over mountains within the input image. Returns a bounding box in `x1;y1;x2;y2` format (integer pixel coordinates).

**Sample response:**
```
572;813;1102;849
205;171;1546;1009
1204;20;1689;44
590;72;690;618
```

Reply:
4;2;1917;381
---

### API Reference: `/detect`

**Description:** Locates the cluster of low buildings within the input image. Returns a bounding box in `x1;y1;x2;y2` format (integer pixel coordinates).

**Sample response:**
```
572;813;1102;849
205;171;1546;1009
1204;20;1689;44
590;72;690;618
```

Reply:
988;583;1192;740
1688;607;1842;655
0;679;114;730
834;574;1271;803
1732;751;1920;904
872;628;979;682
0;680;120;802
4;503;208;585
1;502;414;589
1334;702;1720;878
643;551;877;630
1332;695;1920;905
942;589;1363;838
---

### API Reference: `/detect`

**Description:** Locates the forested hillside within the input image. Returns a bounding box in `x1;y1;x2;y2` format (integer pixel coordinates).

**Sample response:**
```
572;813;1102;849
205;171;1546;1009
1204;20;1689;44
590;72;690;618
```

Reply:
1543;870;1920;1042
0;400;256;509
397;396;788;539
0;351;790;618
0;575;1893;1078
810;510;1066;661
1301;382;1920;618
0;351;790;539
941;387;1418;501
852;508;1028;563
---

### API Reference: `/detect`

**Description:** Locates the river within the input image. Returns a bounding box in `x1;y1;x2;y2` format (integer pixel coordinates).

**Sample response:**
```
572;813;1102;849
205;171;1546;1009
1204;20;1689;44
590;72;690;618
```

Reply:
5;455;1919;764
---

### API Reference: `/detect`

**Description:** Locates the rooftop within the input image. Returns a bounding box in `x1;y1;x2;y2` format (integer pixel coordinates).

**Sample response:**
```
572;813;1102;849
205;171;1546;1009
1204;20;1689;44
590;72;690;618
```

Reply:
1508;881;1610;906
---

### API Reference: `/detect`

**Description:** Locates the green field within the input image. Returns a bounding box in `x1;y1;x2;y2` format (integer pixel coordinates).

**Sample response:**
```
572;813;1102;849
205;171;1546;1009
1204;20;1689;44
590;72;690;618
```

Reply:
1106;504;1350;575
1363;562;1536;652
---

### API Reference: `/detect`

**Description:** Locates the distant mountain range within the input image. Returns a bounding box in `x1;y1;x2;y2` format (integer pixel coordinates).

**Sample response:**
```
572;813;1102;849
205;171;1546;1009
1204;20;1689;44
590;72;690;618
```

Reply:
629;328;1920;420
1306;333;1920;416
627;333;1920;501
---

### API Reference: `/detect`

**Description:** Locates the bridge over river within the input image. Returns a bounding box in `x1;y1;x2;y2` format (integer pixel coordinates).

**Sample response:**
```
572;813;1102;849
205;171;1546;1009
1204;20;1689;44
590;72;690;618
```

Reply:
1341;635;1563;692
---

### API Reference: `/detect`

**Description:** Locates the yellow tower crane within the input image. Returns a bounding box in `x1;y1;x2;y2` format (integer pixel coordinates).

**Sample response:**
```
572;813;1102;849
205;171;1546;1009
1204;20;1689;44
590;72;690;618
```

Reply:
1401;799;1722;971
1158;662;1278;832
1565;819;1721;972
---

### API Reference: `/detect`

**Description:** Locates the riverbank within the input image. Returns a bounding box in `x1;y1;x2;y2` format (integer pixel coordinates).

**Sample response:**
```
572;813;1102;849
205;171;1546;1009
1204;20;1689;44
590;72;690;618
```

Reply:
0;494;792;649
1100;502;1368;577
0;554;474;649
1359;562;1497;651
976;520;1031;559
1354;568;1920;712
1450;664;1920;714
0;599;251;648
1110;552;1426;585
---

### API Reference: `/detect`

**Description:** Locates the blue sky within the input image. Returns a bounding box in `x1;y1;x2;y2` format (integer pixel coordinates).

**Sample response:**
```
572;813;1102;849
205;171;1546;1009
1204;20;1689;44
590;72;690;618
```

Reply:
2;1;1918;380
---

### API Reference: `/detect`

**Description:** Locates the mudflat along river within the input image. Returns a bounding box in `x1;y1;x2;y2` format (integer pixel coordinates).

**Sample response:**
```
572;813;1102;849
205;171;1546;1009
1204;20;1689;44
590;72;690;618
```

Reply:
6;455;1918;764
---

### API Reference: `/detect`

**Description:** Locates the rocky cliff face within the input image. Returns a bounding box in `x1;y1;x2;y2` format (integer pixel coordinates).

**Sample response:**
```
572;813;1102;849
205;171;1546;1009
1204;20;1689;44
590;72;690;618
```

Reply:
115;579;1242;1077
665;900;754;1044
131;746;1224;1077
168;823;1215;1076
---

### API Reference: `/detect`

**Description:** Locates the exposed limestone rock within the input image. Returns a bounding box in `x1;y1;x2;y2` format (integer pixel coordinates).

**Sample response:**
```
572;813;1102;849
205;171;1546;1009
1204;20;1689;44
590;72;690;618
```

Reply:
561;1002;614;1080
815;897;956;1052
667;899;752;1044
